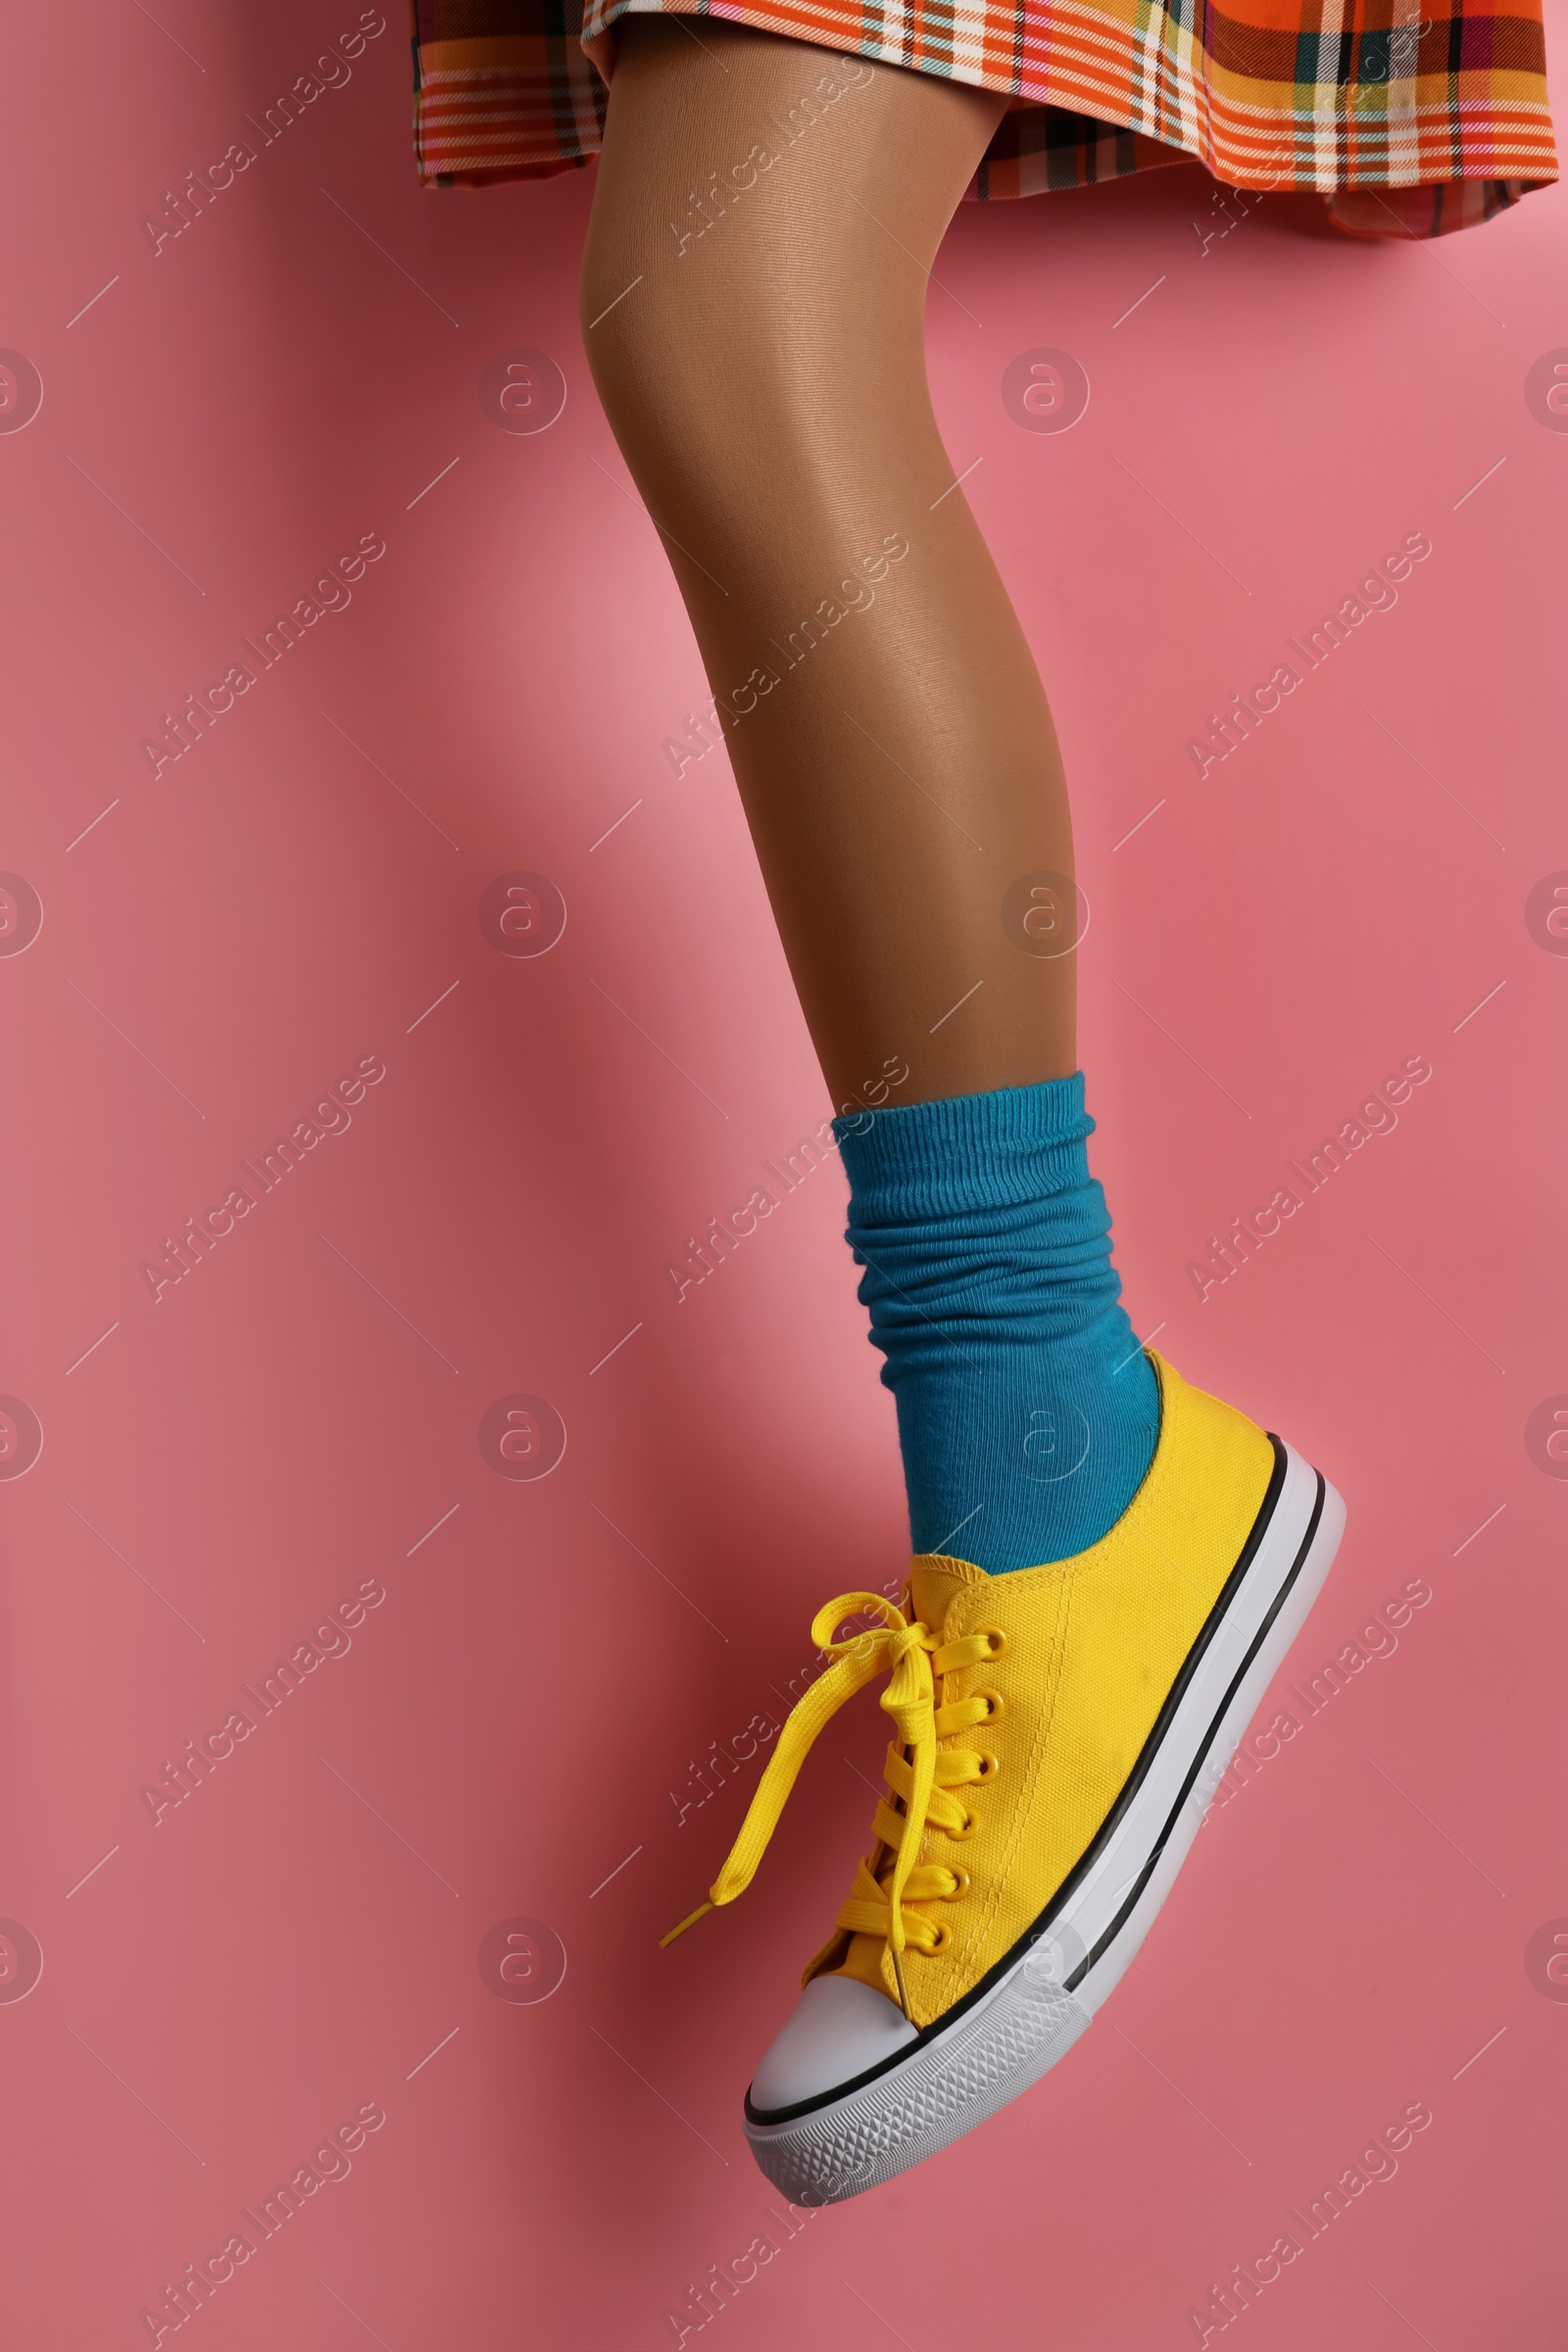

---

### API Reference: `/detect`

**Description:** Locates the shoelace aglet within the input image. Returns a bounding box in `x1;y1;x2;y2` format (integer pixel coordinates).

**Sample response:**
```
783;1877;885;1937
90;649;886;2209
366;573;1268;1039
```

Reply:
889;1941;911;2023
659;1899;713;1949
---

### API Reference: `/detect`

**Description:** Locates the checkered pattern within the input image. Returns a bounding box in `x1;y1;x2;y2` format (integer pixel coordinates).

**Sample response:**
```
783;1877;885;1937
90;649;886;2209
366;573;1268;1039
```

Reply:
409;0;1555;235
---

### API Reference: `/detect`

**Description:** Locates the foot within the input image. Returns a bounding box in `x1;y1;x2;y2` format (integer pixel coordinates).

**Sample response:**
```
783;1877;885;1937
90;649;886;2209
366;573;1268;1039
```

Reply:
701;1353;1344;2202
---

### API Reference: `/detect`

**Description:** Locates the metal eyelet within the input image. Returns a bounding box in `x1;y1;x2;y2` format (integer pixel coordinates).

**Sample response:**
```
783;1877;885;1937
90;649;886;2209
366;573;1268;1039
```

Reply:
947;1809;977;1840
976;1688;1005;1722
926;1923;952;1955
978;1627;1008;1659
946;1866;972;1899
972;1749;1001;1783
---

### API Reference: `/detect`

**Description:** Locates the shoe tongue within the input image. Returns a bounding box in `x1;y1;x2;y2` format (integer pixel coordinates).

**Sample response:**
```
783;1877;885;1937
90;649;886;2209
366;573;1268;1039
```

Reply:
908;1553;987;1640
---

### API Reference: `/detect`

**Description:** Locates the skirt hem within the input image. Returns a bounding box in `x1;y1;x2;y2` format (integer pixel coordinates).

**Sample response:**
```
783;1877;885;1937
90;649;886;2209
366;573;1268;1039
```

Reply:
409;0;1557;238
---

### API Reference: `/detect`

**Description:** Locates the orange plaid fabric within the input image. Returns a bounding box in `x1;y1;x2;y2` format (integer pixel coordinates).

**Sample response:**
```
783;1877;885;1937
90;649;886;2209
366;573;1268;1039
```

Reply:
409;0;1555;236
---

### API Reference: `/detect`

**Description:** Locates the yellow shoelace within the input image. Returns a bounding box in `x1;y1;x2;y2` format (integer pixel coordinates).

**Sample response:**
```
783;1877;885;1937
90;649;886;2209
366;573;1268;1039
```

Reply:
662;1591;1004;2012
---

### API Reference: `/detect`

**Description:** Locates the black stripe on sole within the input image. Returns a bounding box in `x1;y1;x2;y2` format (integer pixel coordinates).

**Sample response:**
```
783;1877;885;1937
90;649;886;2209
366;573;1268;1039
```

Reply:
1068;1464;1326;1986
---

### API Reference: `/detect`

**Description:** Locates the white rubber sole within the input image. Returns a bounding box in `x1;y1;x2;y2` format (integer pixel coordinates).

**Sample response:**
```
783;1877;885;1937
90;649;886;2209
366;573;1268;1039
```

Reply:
743;1440;1345;2205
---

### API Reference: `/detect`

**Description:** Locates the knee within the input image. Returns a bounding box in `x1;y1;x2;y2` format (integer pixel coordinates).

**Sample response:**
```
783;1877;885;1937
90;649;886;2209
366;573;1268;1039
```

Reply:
578;231;732;488
578;257;665;455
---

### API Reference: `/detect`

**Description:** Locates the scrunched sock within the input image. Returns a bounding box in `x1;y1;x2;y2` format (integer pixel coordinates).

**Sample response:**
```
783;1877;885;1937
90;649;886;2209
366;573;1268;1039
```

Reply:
833;1072;1158;1574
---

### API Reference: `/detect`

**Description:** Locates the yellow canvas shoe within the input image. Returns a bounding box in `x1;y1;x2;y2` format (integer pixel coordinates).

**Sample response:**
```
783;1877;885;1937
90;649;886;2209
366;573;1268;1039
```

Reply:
662;1352;1345;2204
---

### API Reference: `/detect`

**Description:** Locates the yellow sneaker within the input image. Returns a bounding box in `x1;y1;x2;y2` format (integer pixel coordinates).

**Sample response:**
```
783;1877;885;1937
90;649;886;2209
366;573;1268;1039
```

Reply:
662;1352;1345;2204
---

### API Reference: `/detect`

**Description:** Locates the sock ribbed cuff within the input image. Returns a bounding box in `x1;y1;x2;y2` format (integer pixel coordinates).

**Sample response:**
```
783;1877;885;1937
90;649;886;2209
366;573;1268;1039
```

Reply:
833;1073;1093;1221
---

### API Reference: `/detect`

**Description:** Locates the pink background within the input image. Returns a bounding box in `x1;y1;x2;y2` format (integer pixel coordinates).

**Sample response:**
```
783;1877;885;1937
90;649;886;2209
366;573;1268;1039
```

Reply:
3;4;1566;2345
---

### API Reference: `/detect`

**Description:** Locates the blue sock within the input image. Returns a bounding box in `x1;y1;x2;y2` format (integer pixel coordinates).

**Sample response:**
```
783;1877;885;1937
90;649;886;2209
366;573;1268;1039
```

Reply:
833;1073;1159;1574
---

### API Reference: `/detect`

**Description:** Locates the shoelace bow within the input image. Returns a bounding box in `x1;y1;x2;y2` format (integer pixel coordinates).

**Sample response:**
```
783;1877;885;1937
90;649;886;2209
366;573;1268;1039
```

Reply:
662;1591;1004;2011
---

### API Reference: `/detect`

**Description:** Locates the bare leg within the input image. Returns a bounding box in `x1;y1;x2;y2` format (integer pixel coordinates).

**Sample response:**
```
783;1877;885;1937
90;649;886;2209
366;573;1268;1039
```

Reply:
582;21;1158;1584
581;24;1075;1113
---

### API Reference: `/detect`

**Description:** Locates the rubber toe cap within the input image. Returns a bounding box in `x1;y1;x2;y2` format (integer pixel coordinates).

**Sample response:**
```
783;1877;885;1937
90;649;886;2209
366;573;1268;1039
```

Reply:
749;1974;917;2116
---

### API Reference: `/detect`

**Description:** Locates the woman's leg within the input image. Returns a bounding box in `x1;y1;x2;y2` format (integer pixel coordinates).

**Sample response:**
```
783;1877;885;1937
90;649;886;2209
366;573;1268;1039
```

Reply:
582;24;1158;1576
583;27;1348;2186
581;24;1070;1112
575;27;1353;2191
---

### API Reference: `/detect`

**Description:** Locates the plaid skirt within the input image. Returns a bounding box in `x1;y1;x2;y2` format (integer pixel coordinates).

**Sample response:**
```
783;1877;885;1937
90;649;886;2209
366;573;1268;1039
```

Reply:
408;0;1556;237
